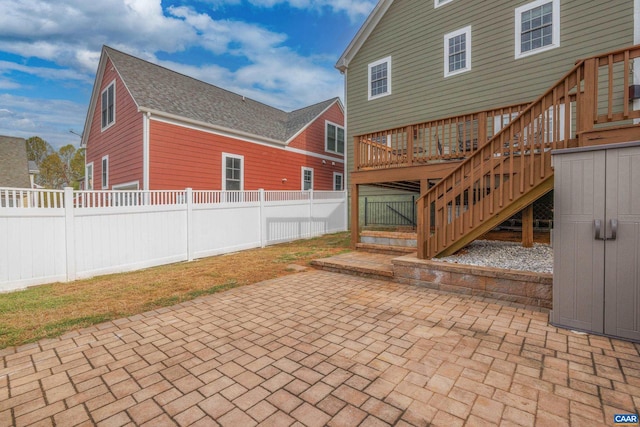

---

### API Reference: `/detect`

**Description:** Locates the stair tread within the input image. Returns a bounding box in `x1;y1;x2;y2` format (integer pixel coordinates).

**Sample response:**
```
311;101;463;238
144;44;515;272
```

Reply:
356;243;417;254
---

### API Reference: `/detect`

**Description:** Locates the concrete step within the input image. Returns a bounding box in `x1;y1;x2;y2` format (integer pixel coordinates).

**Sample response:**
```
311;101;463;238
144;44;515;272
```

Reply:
361;230;417;247
359;230;417;257
355;242;416;255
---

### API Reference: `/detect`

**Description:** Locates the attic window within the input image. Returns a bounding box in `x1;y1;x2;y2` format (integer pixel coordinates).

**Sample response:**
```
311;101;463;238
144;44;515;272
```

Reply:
326;121;345;154
101;81;115;130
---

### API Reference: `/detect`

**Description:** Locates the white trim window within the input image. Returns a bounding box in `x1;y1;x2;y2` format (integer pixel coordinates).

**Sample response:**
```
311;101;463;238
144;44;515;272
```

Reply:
515;0;560;59
222;153;243;191
444;26;471;77
101;156;109;189
101;80;116;130
325;121;345;154
85;162;93;190
368;56;392;100
434;0;454;8
302;167;314;191
112;181;139;191
333;172;343;191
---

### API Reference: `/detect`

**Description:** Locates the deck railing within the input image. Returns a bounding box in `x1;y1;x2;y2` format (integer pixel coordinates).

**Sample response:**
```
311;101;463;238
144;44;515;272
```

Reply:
417;44;640;259
354;103;530;170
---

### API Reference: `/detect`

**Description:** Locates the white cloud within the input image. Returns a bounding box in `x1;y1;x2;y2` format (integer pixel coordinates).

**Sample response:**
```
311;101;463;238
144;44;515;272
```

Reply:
0;60;91;85
0;94;87;149
0;0;359;144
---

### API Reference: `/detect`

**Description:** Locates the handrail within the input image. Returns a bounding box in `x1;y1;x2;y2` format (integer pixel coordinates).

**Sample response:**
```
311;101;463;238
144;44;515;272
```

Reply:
417;44;640;259
354;103;530;170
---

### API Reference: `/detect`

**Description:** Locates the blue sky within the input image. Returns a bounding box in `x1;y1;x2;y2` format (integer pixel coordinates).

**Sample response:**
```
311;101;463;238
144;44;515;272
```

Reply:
0;0;375;150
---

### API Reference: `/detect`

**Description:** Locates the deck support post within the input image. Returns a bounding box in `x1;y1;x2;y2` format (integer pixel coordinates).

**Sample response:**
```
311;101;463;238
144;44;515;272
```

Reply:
351;183;359;249
522;204;534;248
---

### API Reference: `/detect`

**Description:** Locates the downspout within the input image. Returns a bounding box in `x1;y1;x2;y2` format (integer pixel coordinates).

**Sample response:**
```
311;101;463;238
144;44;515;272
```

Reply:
143;112;150;190
634;0;640;122
342;69;349;230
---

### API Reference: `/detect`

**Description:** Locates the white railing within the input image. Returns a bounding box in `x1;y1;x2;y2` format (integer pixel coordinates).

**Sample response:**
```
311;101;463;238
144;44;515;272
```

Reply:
264;190;311;202
0;187;347;292
0;188;65;208
73;190;187;208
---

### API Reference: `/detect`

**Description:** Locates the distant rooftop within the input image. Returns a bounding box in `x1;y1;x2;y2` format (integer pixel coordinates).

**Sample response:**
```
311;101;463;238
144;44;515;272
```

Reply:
0;136;31;188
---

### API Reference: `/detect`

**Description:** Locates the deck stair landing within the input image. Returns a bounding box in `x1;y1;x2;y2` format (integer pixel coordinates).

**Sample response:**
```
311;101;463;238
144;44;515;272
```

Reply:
310;251;395;280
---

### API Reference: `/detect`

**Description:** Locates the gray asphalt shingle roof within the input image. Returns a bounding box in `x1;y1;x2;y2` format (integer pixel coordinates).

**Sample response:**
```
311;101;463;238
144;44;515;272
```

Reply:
104;46;339;144
0;136;30;188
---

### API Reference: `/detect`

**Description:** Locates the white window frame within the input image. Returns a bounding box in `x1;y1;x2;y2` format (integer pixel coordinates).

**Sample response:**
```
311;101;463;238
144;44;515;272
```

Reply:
333;172;344;191
515;0;560;59
101;80;116;131
325;121;345;155
85;162;93;190
434;0;454;8
301;167;314;191
112;181;139;191
444;26;472;77
222;153;244;191
101;155;109;189
368;56;392;100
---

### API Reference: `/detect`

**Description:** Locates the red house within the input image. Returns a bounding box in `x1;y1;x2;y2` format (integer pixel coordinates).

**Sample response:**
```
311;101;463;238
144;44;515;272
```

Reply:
81;46;345;192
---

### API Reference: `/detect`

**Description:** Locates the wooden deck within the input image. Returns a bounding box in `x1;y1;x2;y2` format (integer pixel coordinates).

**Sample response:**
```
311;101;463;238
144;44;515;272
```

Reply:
350;44;640;259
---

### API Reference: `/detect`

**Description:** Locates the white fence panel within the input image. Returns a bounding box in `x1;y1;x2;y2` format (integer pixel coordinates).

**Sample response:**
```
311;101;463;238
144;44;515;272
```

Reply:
264;199;312;245
311;198;347;236
0;209;67;291
0;188;346;291
74;206;188;279
192;202;262;258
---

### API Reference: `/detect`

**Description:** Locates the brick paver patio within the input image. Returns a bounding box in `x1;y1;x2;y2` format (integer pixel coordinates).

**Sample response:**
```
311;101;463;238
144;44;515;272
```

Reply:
1;270;639;426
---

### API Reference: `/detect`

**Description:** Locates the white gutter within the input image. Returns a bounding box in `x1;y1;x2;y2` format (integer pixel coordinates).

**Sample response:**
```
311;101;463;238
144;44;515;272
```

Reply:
634;0;640;121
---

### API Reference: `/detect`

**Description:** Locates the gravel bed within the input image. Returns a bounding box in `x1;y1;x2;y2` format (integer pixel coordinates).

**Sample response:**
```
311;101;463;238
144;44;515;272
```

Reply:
432;240;553;273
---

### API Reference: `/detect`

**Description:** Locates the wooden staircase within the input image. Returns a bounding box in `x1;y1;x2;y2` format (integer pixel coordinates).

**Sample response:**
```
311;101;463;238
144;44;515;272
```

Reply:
417;45;640;259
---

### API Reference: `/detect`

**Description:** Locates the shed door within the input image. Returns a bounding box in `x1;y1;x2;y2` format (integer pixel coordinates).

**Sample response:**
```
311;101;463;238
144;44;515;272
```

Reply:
552;150;606;333
603;146;640;341
552;145;640;341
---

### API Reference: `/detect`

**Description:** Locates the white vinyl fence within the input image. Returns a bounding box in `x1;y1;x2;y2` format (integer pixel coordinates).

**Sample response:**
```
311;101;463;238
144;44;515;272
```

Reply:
0;187;347;292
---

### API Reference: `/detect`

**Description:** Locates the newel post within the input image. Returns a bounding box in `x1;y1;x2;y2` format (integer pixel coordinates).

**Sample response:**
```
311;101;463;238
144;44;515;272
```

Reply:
477;112;487;146
578;58;597;144
63;187;76;282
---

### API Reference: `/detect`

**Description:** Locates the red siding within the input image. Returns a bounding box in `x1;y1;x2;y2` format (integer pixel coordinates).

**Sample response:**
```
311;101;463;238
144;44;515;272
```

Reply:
149;120;344;191
85;58;143;189
288;103;345;157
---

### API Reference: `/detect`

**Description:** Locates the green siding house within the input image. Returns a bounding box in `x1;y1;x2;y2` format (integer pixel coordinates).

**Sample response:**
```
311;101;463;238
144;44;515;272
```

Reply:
336;0;640;257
